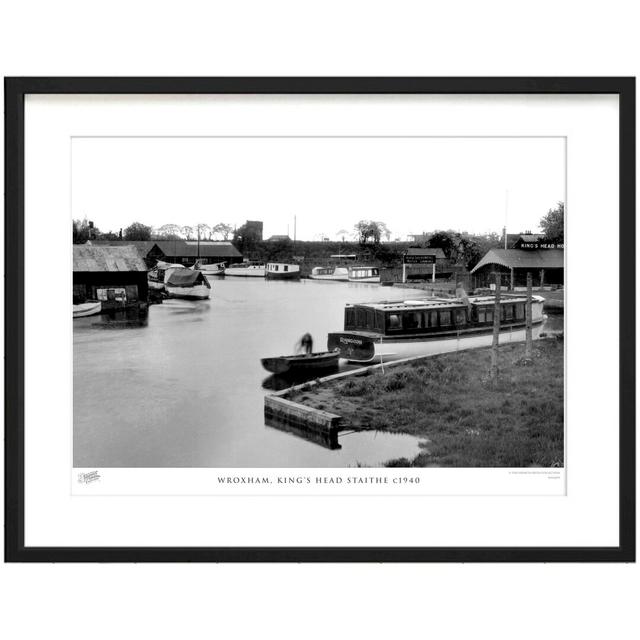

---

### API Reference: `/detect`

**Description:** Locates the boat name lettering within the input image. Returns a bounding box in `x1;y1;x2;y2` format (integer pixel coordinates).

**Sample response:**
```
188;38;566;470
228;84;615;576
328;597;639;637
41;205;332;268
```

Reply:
340;337;364;345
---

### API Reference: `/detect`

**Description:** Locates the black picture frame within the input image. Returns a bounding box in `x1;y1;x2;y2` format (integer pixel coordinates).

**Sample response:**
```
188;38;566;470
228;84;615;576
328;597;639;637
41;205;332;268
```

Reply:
4;77;635;563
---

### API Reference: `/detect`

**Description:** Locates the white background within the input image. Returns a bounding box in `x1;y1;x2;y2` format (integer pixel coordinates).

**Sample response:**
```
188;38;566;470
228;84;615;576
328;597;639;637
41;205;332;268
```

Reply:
1;1;638;639
29;95;610;546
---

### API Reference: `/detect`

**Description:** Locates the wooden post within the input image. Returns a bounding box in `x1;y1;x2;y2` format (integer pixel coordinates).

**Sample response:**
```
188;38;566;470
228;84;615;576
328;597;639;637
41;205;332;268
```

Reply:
490;271;501;382
510;267;515;290
402;262;406;283
432;262;436;283
539;268;545;290
525;271;533;359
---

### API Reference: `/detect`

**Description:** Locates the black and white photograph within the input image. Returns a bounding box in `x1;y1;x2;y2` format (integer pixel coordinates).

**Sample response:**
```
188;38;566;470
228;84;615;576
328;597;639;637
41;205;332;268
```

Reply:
72;135;565;469
6;77;632;565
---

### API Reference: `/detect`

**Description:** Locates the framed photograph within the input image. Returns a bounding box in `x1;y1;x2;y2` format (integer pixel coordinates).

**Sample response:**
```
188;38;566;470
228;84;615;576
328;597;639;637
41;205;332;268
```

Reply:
4;77;635;562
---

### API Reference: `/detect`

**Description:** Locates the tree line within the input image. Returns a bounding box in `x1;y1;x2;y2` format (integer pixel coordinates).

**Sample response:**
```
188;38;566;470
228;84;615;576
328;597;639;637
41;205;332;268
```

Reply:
73;201;563;270
73;220;236;244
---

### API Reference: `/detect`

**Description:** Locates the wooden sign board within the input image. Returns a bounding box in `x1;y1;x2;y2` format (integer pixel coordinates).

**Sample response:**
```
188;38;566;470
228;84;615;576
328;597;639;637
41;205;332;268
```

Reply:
403;254;436;264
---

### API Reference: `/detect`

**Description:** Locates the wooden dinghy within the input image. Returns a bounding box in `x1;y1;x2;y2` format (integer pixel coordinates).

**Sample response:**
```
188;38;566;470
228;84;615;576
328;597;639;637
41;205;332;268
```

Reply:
260;350;340;375
73;301;102;318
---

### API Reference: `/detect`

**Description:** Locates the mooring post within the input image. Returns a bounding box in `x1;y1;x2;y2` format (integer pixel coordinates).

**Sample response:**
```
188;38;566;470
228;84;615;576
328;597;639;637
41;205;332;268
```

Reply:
525;271;533;359
490;271;501;382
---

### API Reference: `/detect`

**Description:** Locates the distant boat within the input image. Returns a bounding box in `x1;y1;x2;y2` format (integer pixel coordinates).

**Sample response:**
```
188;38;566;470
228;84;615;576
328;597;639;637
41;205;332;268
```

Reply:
348;266;380;283
73;301;102;318
266;263;300;280
261;351;340;374
191;261;226;276
224;263;266;277
309;266;349;281
165;269;211;299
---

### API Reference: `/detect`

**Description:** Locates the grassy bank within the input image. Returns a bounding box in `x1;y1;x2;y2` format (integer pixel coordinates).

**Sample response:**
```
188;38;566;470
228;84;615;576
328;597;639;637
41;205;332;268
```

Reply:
288;338;564;467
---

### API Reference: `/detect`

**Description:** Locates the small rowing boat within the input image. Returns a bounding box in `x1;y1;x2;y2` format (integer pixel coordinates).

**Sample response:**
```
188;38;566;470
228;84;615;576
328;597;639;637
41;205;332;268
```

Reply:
260;350;340;375
73;301;102;318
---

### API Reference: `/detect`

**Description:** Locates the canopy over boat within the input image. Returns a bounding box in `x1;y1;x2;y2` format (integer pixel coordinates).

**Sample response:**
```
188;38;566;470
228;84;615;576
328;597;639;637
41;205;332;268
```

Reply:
166;270;211;288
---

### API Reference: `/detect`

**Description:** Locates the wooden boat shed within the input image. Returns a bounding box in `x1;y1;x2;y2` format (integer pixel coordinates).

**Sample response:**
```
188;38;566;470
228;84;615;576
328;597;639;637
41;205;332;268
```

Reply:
73;245;149;310
470;248;564;289
88;239;244;267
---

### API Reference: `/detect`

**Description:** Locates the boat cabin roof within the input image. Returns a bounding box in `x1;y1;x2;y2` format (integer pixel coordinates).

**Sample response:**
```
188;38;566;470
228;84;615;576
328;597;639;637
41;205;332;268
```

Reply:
348;294;541;312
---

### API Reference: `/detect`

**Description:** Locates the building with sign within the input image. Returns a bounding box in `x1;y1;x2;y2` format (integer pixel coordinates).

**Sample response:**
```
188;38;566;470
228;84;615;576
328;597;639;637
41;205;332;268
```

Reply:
470;248;564;289
401;248;446;282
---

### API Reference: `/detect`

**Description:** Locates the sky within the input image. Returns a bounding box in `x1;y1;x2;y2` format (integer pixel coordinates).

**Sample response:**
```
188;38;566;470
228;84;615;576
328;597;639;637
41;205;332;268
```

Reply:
71;136;565;241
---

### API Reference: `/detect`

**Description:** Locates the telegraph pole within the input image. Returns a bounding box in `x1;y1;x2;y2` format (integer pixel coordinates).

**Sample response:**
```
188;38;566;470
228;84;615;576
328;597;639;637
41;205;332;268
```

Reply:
525;271;533;360
490;271;501;383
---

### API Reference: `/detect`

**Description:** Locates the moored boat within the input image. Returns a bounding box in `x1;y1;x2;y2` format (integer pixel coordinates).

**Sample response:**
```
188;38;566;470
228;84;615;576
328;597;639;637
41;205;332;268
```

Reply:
224;263;266;277
266;263;300;280
261;350;340;374
328;294;545;362
73;301;102;318
165;269;211;299
309;266;349;281
191;261;226;276
148;261;185;290
348;265;380;283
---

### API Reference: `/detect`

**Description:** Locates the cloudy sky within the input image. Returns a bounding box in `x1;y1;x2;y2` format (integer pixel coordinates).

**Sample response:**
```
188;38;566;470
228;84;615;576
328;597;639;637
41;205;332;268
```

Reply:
72;136;565;240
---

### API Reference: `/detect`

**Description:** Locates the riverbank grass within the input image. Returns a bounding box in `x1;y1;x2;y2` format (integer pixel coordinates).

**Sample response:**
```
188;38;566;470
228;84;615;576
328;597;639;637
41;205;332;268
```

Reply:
288;338;564;467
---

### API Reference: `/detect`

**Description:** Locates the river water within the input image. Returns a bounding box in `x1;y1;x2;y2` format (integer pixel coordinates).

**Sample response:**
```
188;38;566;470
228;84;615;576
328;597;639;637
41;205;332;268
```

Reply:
74;278;554;468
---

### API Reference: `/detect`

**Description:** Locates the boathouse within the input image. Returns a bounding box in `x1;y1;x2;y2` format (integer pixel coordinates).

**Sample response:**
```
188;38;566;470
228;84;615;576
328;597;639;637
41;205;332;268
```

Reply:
470;248;564;289
73;245;149;310
87;239;243;267
87;240;165;268
155;240;243;266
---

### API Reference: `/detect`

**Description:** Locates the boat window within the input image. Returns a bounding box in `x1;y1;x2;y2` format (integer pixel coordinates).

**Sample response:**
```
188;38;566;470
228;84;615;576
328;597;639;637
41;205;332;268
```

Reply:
454;309;466;325
345;307;356;328
426;311;438;328
366;309;375;328
273;265;279;271
515;303;525;320
372;268;379;276
387;314;402;330
356;308;368;327
403;311;422;329
439;310;451;326
284;265;288;272
503;305;514;321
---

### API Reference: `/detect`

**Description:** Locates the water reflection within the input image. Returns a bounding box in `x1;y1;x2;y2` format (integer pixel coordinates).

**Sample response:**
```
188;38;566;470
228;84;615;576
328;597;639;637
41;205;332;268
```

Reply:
264;414;342;450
